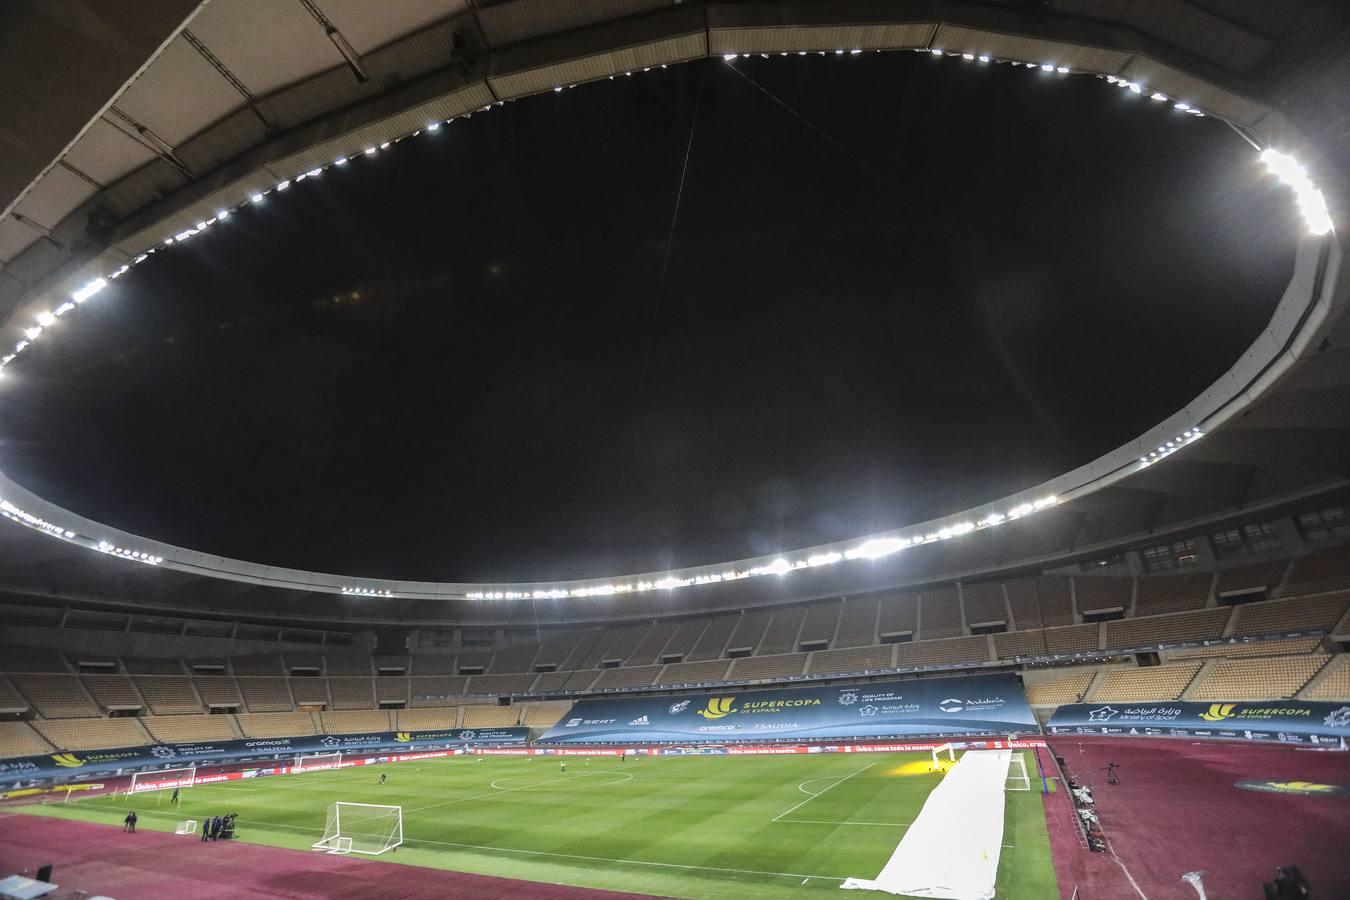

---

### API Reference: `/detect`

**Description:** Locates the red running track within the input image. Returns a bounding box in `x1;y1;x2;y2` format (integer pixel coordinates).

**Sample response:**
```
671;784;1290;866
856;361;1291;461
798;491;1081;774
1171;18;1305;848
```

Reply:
0;814;657;900
1045;737;1350;900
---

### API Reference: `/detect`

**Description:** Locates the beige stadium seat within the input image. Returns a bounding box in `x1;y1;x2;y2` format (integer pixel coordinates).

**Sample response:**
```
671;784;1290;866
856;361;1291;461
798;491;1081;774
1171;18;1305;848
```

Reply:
654;659;732;686
82;676;145;710
33;717;151;751
10;674;99;718
1103;608;1230;649
1170;638;1324;660
0;721;53;757
520;703;571;728
896;635;990;667
142;715;237;743
192;677;243;708
237;677;295;712
1006;577;1074;628
1232;595;1349;636
1089;664;1201;702
1188;655;1330;701
808;645;893;675
236;711;316;738
321;710;390;734
461;705;520;727
409;676;466;706
1299;654;1350;700
374;677;409;705
1024;672;1095;706
728;653;807;681
590;665;662;690
327;677;374;709
396;707;458;731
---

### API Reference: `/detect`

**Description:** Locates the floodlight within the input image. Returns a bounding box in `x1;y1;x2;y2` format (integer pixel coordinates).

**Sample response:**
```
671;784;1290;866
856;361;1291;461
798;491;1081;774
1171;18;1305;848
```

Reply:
251;193;265;203
277;180;291;190
36;312;55;327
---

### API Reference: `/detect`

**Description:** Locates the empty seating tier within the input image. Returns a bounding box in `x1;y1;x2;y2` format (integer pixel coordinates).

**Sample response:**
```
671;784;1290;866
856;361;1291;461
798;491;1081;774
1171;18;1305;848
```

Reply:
528;671;573;693
396;707;458;731
994;624;1098;658
374;677;409;704
142;715;237;743
799;601;841;646
726;611;773;652
961;582;1007;627
236;712;316;738
237;677;294;713
408;656;458;676
289;677;331;706
655;660;732;686
325;655;374;675
590;665;662;690
230;655;283;676
808;646;893;675
1170;638;1324;660
461;705;521;727
1024;672;1095;706
873;595;914;643
598;625;652;665
33;717;151;751
321;710;391;734
10;674;100;718
1134;573;1213;616
1074;576;1132;614
628;623;677;666
1215;559;1289;597
489;642;540;674
123;658;185;675
1232;595;1349;636
0;645;68;673
1284;544;1350;596
467;674;537;696
660;620;708;660
759;608;806;654
0;721;53;757
1188;655;1330;701
192;677;242;708
1089;664;1201;702
1299;654;1350;700
1006;577;1074;628
1103;608;1231;649
728;653;808;681
81;676;144;709
0;675;31;713
410;676;466;706
919;587;963;640
327;677;374;709
895;635;990;667
521;703;570;727
687;616;737;662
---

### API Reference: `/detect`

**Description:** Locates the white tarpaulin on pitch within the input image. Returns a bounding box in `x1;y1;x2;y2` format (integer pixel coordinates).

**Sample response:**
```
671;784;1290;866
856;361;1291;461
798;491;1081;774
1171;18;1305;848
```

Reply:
841;749;1011;900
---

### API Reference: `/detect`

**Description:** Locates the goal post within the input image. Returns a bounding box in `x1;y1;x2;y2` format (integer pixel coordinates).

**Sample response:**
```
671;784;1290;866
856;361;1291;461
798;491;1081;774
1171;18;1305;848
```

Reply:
1006;752;1031;791
294;751;342;772
930;743;957;771
127;766;196;795
312;802;403;856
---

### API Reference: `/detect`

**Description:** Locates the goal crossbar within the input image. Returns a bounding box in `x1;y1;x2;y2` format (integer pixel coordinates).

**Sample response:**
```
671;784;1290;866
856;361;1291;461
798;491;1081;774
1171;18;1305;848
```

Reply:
294;751;343;772
312;801;403;856
127;766;197;794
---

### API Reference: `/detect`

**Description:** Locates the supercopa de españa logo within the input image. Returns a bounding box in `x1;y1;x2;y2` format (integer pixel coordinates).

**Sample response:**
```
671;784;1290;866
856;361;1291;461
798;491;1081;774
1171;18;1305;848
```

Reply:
51;753;84;768
395;732;413;742
1200;703;1236;722
1235;780;1349;797
698;697;736;719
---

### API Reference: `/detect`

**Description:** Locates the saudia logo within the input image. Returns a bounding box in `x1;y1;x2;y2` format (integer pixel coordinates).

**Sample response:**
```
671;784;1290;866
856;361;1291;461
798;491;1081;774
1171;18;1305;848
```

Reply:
395;732;413;742
1200;703;1237;722
51;753;85;768
698;697;737;719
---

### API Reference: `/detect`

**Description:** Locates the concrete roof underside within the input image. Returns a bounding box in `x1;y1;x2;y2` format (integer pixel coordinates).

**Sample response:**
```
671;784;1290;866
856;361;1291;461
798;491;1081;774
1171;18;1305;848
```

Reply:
0;0;1348;625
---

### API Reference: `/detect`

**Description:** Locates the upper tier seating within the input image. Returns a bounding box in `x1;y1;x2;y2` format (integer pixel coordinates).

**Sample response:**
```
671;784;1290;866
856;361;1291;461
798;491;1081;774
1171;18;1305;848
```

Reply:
1024;672;1095;706
807;645;893;675
759;608;806;654
994;624;1098;658
326;655;373;675
327;677;375;709
528;671;573;693
231;655;283;676
590;665;662;690
0;675;31;712
1073;576;1132;614
33;717;151;751
799;601;841;645
872;594;913;643
461;705;520;727
556;669;600;692
687;616;737;661
919;587;963;640
1231;595;1349;636
142;715;237;743
0;721;53;757
1215;559;1289;597
961;582;1007;627
728;653;808;681
726;611;773;652
596;625;650;666
0;645;68;673
396;707;458;731
629;622;678;666
1170;637;1324;660
10;674;99;718
895;635;990;667
409;676;466;706
1090;663;1202;702
660;620;708;660
288;677;331;706
321;710;390;734
467;674;537;696
1103;607;1230;649
237;711;316;738
521;703;570;728
1134;573;1213;616
192;677;242;708
237;677;294;713
1284;544;1350;596
655;660;732;686
559;630;605;671
81;676;144;709
489;642;539;674
1335;606;1350;640
409;656;458;676
1006;576;1074;628
533;630;585;669
123;658;185;675
1188;655;1330;701
1300;654;1350;700
374;677;409;705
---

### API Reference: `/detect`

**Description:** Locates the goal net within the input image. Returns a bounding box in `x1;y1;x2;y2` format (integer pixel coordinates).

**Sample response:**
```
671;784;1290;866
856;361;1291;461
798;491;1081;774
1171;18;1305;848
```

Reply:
312;802;403;855
930;743;957;771
294;751;342;772
127;766;196;795
1006;752;1031;791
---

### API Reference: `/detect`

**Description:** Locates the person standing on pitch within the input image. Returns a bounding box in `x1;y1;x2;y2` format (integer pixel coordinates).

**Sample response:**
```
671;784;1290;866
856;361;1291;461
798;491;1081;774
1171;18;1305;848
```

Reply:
123;810;137;832
560;761;566;773
171;787;180;805
201;817;210;842
379;773;387;784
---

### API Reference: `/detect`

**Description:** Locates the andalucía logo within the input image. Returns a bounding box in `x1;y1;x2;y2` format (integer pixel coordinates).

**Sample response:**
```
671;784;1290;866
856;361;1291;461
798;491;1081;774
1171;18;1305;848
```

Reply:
51;753;84;768
1235;780;1349;797
697;697;737;719
1200;703;1237;722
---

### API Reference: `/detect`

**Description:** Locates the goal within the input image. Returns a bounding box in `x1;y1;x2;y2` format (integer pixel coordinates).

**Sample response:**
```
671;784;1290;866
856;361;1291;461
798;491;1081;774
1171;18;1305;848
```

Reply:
312;802;403;856
930;743;957;771
126;766;196;795
1006;752;1031;791
294;751;342;772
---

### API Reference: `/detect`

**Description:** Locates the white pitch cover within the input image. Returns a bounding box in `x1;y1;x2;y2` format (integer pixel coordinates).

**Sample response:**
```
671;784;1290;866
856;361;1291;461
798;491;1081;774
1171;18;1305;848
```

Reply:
842;749;1012;900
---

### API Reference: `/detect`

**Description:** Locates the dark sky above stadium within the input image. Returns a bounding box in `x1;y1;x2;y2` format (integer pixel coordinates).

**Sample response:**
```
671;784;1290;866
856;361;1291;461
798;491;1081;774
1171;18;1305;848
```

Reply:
0;53;1298;583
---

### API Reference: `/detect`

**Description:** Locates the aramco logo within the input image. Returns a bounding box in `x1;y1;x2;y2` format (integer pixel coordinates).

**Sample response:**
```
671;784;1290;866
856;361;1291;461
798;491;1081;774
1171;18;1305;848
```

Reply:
1200;703;1237;722
50;753;84;768
395;732;413;742
697;697;737;719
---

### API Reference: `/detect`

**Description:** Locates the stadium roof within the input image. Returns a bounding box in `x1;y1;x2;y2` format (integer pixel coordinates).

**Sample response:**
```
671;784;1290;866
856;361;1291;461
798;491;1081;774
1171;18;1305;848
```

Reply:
0;0;1348;623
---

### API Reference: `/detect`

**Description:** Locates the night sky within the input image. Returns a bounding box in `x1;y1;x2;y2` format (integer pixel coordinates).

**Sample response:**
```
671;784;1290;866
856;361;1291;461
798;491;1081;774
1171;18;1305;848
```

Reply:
0;53;1299;583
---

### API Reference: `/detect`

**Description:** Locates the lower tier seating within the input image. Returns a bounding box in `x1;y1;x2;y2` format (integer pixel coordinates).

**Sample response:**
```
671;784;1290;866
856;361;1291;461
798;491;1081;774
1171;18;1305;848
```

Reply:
1188;655;1330;701
1089;663;1201;702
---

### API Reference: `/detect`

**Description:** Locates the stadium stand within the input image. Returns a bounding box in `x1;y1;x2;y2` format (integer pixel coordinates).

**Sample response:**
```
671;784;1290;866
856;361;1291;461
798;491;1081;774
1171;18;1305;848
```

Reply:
81;676;144;709
596;625;651;666
288;677;331;706
1187;655;1331;701
461;705;521;727
728;653;808;681
559;630;605;671
1074;575;1132;614
759;607;806;654
798;600;841;646
395;707;458;731
374;676;409;705
237;677;295;712
1134;573;1213;616
629;622;678;666
0;645;68;672
33;717;151;751
284;653;324;673
993;625;1096;658
236;711;317;738
1023;671;1095;706
409;655;458;676
1103;607;1231;649
589;665;662;690
960;582;1007;627
1300;653;1350;700
807;645;893;675
726;610;773;652
556;668;600;692
1231;595;1349;636
1215;559;1289;597
1284;543;1350;596
371;655;409;674
456;650;495;673
0;721;53;757
1335;605;1350;639
687;615;737;661
659;619;708;660
919;587;963;640
141;715;237;743
1089;663;1202;702
533;630;584;669
1169;638;1325;660
327;677;374;709
321;710;391;734
10;674;100;718
527;671;573;693
1006;576;1074;627
324;655;372;675
489;642;539;674
655;659;732;686
467;674;536;695
840;595;886;646
231;655;283;676
409;676;466;706
520;703;570;728
895;635;990;667
191;677;242;708
0;675;30;712
123;658;185;675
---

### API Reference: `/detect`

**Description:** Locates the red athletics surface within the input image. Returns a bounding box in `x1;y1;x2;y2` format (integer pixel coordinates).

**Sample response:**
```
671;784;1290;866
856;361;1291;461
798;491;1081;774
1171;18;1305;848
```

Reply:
1044;737;1350;899
0;814;658;900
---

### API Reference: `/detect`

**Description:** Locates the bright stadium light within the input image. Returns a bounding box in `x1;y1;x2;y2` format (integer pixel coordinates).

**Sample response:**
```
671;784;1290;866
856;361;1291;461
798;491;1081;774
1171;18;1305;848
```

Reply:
36;312;55;327
23;327;41;341
251;193;265;203
845;538;909;560
978;55;990;62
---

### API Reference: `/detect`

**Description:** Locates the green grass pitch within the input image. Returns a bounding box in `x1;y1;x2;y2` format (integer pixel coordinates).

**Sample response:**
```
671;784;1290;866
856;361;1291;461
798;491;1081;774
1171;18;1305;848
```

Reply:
21;750;1057;899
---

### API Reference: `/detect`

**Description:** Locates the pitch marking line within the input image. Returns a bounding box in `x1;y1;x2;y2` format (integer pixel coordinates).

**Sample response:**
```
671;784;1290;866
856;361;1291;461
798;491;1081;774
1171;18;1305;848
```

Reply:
243;818;847;882
772;762;875;823
408;770;634;814
776;819;910;827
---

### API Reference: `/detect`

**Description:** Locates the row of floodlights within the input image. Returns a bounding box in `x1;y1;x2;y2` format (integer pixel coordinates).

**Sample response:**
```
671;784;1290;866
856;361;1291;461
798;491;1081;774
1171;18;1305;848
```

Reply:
464;495;1062;601
341;586;394;597
1139;428;1204;467
0;499;73;539
96;541;163;565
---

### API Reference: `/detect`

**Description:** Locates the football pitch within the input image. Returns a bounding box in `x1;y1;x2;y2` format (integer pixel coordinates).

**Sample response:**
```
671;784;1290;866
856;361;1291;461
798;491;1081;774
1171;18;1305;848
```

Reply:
20;750;1057;899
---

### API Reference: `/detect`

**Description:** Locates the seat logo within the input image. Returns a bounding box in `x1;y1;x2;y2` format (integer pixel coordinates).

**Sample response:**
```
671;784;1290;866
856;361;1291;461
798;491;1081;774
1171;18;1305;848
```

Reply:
697;697;737;719
1200;703;1237;722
